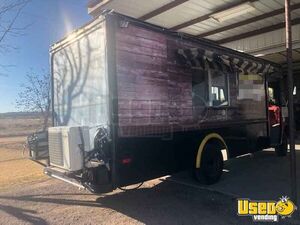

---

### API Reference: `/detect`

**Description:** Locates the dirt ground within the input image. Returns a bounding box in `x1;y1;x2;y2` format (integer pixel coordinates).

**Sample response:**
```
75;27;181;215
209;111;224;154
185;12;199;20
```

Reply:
0;136;299;225
0;136;47;192
0;178;238;225
0;116;43;138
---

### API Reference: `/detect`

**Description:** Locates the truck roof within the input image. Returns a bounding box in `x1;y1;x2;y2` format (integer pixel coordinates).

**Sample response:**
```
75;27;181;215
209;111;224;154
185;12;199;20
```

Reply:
49;15;105;54
50;11;280;70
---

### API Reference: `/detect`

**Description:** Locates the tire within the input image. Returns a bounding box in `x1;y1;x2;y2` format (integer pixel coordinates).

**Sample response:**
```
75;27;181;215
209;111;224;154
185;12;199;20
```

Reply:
275;134;288;157
194;143;224;184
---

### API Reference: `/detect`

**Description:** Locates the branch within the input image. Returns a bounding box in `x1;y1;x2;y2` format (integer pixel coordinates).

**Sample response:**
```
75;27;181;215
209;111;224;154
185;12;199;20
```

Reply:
0;0;29;15
0;1;27;43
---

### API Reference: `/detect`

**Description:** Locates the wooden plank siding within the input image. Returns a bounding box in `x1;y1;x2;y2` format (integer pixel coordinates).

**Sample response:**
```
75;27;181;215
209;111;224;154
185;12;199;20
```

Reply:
114;22;263;137
116;24;168;136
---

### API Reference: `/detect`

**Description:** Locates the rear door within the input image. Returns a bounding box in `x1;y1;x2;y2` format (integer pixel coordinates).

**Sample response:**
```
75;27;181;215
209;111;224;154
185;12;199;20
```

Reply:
50;19;109;149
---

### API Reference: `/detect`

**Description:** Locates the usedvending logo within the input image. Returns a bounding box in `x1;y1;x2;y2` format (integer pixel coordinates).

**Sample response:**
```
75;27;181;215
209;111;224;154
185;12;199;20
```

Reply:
237;196;297;222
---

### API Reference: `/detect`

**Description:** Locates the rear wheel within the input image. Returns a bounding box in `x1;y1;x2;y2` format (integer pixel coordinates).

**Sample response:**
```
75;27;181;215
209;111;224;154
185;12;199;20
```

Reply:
194;143;224;184
275;133;288;157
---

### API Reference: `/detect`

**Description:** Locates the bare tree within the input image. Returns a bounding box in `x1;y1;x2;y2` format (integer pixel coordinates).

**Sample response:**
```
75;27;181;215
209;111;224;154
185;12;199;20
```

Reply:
0;0;30;75
16;72;51;131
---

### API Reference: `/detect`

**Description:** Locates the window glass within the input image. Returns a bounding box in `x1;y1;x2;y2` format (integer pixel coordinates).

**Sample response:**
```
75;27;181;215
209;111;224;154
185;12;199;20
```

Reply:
210;70;229;106
192;68;229;107
192;69;209;107
268;87;275;104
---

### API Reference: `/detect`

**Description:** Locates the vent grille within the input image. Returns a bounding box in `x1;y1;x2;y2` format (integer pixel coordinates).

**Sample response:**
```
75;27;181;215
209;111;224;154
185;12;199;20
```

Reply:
49;130;64;166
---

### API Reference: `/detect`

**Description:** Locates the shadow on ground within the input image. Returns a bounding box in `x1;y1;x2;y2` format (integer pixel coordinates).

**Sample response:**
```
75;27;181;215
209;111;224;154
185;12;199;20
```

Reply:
170;149;299;202
1;149;300;224
0;204;48;225
0;181;255;225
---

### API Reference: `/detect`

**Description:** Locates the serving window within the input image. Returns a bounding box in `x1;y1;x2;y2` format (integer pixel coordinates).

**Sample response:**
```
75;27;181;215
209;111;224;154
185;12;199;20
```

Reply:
192;68;229;107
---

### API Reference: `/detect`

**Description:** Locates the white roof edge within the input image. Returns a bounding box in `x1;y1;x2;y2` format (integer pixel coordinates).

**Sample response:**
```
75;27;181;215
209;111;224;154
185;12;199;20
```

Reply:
50;16;105;54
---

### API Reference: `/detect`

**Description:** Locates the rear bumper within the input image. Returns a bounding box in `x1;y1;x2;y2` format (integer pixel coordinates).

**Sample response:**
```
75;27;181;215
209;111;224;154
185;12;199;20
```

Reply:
44;166;113;193
44;166;85;189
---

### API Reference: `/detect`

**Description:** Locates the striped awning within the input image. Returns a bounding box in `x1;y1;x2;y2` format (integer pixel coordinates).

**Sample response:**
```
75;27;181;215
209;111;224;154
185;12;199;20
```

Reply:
177;48;275;75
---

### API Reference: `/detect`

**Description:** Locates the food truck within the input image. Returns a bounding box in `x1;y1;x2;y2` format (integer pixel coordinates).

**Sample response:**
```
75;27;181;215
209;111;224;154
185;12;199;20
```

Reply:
40;12;286;193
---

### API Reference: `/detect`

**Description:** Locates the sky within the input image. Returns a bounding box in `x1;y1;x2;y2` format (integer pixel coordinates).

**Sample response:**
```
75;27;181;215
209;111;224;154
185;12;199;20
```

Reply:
0;0;91;113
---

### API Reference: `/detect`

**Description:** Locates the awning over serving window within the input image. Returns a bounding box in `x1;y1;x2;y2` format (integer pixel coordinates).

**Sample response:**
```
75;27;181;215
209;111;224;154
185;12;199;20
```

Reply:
177;48;276;75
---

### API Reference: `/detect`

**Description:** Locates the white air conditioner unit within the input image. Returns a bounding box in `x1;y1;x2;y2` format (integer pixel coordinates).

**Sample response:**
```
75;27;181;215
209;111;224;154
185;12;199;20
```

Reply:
48;126;90;171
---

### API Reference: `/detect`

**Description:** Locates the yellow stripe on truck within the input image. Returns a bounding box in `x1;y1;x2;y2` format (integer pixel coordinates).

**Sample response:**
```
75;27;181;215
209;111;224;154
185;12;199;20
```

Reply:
196;133;228;168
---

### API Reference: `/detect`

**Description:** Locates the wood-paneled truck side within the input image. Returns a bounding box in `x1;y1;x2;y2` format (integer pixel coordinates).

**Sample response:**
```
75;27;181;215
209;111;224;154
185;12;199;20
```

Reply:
112;14;282;187
43;12;285;193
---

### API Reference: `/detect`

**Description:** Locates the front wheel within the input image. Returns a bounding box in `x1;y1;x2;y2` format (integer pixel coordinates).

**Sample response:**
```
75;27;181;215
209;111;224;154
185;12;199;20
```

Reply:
194;143;224;184
275;134;288;157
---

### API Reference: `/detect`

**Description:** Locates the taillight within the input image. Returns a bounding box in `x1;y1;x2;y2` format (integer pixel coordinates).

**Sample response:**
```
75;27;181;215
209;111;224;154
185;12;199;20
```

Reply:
121;158;132;164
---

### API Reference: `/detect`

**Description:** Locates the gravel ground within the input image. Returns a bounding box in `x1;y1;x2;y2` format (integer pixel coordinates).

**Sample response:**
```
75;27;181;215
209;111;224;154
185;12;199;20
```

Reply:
1;177;299;225
0;137;46;192
0;136;299;225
